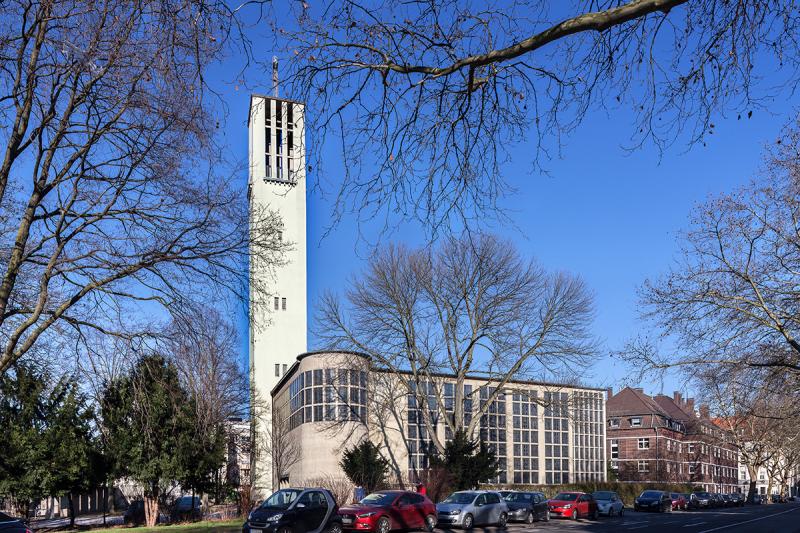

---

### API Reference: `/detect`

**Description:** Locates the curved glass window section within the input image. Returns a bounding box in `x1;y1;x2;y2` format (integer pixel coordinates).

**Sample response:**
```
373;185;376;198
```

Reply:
288;368;367;430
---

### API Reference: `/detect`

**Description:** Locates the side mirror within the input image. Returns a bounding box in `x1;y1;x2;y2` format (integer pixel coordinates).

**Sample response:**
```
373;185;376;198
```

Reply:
296;503;306;509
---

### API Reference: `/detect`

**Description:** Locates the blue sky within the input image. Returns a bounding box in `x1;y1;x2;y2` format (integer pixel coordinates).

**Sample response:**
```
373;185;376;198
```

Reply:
211;12;797;400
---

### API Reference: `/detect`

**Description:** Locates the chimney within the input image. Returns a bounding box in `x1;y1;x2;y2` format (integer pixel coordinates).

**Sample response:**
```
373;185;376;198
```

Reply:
699;404;710;419
673;391;682;404
686;398;695;413
606;387;613;398
633;387;644;394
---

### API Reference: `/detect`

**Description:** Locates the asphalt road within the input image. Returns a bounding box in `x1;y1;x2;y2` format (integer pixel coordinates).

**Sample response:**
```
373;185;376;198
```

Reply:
435;502;800;533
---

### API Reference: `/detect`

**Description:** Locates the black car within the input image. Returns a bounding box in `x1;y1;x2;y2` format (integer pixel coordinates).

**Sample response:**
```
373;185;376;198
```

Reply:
124;501;146;525
634;490;672;512
728;493;745;507
720;494;732;507
690;492;713;509
503;491;550;524
243;488;343;533
0;513;30;533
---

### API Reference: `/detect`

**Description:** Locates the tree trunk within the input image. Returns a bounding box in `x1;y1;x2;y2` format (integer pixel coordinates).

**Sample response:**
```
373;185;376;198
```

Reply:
68;492;75;528
144;486;159;527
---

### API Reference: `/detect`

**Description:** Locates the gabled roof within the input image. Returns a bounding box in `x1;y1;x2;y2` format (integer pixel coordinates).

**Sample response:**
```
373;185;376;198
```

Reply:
653;394;694;422
607;387;670;417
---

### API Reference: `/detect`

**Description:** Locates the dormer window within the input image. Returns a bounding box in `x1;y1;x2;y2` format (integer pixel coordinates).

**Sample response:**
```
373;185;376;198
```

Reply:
609;418;620;428
630;417;642;427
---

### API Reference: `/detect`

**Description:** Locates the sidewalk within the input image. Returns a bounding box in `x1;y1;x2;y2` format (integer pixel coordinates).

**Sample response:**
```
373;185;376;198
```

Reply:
31;513;124;531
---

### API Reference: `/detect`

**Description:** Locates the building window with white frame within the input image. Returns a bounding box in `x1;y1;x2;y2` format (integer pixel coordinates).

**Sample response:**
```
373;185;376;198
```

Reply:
638;460;649;473
630;417;642;427
638;437;650;449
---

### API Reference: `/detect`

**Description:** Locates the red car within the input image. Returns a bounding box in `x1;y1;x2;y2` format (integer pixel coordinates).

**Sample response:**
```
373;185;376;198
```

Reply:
670;493;687;511
338;490;436;533
547;492;598;520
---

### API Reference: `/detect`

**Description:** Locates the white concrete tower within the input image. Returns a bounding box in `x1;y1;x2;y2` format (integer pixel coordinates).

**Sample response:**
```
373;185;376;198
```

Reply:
248;93;307;494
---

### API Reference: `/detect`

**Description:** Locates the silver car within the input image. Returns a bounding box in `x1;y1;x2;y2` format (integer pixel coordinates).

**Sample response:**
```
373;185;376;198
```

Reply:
592;491;625;517
436;491;508;529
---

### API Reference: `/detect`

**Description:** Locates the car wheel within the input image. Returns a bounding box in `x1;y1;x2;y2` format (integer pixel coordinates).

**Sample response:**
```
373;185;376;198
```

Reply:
609;507;615;517
544;509;550;522
572;509;578;520
328;523;343;533
376;517;391;533
462;513;473;529
424;514;436;532
591;509;599;520
498;513;507;528
525;511;534;524
620;506;625;517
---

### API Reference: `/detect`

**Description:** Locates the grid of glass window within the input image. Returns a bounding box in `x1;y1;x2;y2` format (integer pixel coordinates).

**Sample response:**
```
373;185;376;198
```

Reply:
572;391;604;482
512;391;539;484
288;368;367;430
479;386;508;484
406;381;439;480
544;391;570;484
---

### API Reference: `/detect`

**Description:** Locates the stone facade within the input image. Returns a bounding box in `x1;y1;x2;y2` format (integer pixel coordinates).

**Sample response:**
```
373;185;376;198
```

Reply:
271;351;607;488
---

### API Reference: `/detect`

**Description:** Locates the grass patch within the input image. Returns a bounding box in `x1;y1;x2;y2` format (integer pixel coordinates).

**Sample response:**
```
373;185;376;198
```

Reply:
76;518;243;533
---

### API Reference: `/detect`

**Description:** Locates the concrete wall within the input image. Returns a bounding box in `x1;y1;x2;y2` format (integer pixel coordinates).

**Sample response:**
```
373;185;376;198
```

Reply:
249;94;308;494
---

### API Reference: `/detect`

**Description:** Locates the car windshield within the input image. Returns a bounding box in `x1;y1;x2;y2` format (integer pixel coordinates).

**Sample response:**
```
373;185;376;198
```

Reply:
670;493;681;499
361;493;398;506
442;492;476;504
504;493;533;502
552;493;578;501
593;492;615;501
694;492;711;498
640;491;662;499
0;513;16;523
261;489;302;510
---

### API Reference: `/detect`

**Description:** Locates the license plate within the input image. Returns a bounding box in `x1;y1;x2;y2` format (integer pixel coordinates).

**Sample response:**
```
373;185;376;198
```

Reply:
342;518;353;525
251;529;261;533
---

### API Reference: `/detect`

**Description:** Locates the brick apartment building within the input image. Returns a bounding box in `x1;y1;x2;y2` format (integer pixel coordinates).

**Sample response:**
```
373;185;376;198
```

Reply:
607;387;739;492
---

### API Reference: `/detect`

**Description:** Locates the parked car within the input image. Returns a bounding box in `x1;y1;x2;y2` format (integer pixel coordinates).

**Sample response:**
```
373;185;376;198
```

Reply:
728;493;745;507
669;493;687;511
339;490;436;533
633;490;672;513
245;488;344;533
503;491;550;524
771;494;787;504
0;513;30;533
690;492;713;509
547;492;599;520
436;491;507;529
720;494;732;507
173;496;203;520
497;490;514;499
752;494;764;505
592;491;624;517
124;500;146;525
709;494;724;508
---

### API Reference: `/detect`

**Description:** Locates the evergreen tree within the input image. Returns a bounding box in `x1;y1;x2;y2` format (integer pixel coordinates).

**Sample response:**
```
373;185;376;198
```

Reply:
0;365;101;519
429;430;499;490
101;354;198;526
340;440;389;494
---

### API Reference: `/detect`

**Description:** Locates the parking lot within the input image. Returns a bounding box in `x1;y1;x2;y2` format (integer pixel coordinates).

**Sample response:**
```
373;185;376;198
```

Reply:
434;502;800;533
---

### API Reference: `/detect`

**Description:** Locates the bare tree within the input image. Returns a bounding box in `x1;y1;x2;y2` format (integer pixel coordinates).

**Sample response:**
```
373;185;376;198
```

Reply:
630;123;800;394
318;232;596;455
280;0;800;235
0;0;286;375
248;382;300;494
